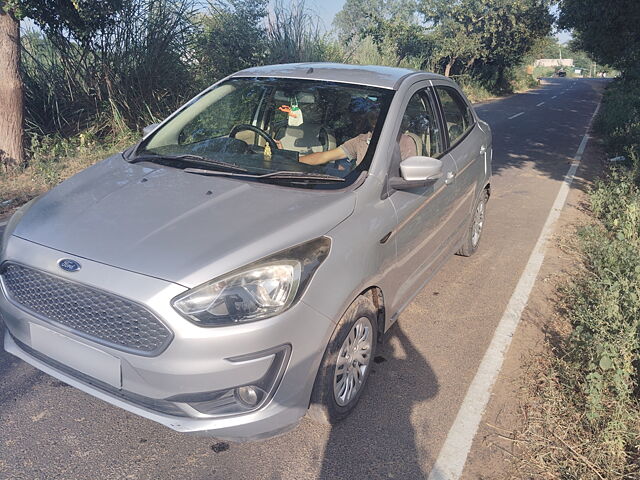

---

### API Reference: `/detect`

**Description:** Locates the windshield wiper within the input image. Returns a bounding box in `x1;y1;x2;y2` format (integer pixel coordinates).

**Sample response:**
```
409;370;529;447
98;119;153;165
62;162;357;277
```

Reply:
129;153;248;173
183;168;345;182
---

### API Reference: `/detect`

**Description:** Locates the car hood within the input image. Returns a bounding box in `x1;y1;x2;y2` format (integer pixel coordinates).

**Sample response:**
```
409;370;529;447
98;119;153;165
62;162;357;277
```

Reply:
13;155;356;287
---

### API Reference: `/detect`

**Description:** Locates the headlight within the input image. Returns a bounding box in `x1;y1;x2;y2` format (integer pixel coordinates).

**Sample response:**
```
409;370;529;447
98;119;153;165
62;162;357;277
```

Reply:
172;237;331;326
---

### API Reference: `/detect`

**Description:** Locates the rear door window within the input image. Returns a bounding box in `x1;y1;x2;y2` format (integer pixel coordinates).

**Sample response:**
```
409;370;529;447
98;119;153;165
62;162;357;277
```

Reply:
435;86;474;145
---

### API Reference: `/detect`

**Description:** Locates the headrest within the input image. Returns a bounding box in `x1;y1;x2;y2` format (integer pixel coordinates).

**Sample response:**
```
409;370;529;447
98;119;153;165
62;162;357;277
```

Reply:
274;91;315;104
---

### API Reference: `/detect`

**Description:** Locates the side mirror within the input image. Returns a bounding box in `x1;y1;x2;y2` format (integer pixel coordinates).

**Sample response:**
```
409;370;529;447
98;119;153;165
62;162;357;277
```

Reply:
389;156;443;190
142;123;160;137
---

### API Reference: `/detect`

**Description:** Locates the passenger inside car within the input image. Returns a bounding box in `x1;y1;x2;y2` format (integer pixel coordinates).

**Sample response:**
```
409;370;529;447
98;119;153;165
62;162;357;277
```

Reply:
298;97;416;167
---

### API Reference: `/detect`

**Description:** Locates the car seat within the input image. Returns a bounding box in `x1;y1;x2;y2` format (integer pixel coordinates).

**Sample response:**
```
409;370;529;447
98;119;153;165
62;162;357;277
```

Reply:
274;92;336;154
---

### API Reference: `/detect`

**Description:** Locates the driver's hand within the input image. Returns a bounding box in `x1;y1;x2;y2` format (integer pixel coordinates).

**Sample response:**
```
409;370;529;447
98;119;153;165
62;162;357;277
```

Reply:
275;140;283;149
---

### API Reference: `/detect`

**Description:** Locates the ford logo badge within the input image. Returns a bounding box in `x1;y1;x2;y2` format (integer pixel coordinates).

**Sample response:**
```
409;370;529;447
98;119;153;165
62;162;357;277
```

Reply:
58;259;81;272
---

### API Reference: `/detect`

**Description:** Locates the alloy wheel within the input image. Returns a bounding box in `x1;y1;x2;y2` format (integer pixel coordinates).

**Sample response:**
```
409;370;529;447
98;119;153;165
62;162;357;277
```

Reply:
471;198;486;247
333;317;373;407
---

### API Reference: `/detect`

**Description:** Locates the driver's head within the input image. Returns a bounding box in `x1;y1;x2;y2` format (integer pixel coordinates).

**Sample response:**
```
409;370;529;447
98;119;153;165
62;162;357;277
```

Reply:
348;97;380;134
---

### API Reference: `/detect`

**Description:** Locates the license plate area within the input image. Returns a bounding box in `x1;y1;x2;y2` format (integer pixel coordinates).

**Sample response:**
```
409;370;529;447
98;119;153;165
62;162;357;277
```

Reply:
30;323;122;388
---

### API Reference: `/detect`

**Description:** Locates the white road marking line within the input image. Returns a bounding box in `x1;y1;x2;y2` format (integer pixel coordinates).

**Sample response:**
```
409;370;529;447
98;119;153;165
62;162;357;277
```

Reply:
536;101;545;107
0;220;8;227
427;97;602;480
508;111;525;120
552;95;557;99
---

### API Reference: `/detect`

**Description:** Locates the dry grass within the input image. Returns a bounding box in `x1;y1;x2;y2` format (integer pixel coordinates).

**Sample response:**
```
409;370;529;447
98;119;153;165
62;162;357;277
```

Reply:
0;133;136;216
510;352;640;479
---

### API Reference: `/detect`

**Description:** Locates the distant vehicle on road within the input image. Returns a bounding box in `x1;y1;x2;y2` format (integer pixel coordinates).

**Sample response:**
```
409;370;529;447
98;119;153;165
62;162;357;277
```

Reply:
1;63;492;440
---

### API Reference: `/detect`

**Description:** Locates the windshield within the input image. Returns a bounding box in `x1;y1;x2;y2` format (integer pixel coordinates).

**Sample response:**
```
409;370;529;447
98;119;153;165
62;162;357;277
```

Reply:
137;77;394;187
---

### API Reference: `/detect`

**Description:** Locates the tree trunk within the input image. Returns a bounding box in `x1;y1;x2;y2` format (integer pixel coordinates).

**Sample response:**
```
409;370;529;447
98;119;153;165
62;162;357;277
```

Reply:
0;6;24;171
444;57;456;77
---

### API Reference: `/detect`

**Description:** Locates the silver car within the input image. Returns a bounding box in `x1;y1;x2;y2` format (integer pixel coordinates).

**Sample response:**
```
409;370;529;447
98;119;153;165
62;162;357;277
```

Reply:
1;63;491;441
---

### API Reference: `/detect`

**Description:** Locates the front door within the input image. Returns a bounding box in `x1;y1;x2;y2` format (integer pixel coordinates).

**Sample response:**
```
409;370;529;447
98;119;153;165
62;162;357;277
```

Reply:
387;84;459;314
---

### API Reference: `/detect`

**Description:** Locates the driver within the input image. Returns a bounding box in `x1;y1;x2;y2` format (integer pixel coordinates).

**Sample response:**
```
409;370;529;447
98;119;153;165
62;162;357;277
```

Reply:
297;97;416;167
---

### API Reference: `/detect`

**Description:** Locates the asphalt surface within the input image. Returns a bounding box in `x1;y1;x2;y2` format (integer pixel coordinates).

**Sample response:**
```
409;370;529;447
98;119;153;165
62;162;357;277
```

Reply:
0;78;607;480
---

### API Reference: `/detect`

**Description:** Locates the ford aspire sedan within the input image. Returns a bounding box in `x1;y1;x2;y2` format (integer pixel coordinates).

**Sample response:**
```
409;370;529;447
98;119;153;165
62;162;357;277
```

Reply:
1;63;491;441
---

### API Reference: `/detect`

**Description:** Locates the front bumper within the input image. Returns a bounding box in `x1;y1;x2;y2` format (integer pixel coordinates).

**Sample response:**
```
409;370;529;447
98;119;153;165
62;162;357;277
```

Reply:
1;237;334;440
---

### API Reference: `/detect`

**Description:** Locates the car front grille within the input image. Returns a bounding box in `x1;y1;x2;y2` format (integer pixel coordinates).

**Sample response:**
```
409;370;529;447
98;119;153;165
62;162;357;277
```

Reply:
1;262;172;356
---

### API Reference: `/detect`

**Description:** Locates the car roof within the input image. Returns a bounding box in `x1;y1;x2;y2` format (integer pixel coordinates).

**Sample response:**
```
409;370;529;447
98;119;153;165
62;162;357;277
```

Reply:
230;63;448;90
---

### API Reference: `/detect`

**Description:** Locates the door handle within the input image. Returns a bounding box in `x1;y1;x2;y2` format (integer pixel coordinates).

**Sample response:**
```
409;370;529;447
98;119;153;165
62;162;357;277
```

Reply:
445;171;456;185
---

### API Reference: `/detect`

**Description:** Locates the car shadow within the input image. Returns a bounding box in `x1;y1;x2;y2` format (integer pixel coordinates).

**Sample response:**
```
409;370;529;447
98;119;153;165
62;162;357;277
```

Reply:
318;320;439;479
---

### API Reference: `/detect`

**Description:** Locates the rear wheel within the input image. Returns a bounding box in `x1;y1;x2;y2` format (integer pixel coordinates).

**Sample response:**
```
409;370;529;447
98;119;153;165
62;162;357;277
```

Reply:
308;296;377;424
457;189;488;257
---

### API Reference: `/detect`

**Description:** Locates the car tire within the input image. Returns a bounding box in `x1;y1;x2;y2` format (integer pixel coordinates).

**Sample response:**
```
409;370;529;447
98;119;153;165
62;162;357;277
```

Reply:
308;295;378;424
457;189;489;257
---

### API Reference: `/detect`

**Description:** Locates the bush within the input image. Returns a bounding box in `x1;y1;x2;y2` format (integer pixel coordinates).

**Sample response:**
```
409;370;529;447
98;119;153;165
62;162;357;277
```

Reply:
594;78;640;182
565;171;640;466
21;0;199;138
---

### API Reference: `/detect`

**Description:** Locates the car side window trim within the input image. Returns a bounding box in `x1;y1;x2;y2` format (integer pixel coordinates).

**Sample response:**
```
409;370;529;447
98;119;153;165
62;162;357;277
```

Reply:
425;86;448;157
389;83;446;163
431;84;476;154
380;82;446;200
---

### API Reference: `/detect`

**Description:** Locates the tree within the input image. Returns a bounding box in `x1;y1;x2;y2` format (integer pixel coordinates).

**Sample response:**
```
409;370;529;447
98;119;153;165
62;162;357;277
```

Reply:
342;0;552;84
470;0;553;87
420;0;485;76
419;0;552;82
558;0;640;76
334;0;417;43
195;0;268;84
365;16;433;67
334;0;423;65
0;0;123;171
0;2;23;170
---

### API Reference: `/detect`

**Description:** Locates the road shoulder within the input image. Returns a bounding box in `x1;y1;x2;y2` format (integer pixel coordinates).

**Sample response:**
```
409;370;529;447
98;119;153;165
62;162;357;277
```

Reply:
461;126;604;479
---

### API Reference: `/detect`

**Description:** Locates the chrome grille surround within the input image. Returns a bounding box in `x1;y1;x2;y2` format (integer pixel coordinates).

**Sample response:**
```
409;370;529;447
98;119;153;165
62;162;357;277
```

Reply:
0;262;173;356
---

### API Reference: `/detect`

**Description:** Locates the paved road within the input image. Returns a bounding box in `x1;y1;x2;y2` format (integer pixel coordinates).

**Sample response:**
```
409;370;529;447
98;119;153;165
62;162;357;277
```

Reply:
0;78;607;480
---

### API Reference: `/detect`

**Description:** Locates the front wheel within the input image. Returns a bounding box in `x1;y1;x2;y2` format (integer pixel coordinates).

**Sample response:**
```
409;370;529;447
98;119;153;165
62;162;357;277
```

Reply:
308;296;377;424
457;189;489;257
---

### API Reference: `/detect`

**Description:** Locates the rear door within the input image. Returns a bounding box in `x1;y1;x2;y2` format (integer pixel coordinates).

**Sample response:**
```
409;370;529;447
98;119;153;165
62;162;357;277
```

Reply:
433;84;486;236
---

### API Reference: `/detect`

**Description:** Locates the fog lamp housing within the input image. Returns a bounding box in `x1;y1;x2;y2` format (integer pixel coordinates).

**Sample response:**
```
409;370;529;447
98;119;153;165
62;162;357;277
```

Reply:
165;344;291;417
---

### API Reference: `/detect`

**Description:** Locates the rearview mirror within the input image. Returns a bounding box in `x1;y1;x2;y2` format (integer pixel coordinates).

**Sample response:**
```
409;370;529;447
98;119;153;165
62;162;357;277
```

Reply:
389;156;443;190
142;123;160;137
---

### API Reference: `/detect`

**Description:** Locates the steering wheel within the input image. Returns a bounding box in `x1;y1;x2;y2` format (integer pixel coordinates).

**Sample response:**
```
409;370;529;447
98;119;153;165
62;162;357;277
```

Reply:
228;124;278;153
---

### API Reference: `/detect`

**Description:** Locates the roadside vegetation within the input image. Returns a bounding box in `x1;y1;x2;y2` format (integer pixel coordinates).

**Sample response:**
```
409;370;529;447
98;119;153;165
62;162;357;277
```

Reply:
515;165;640;478
513;1;640;475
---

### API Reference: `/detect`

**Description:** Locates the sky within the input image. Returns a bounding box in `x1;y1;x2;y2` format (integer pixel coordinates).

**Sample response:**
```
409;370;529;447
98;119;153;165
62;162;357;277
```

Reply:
305;0;345;30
